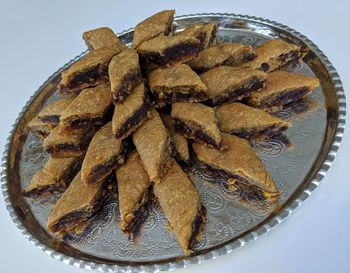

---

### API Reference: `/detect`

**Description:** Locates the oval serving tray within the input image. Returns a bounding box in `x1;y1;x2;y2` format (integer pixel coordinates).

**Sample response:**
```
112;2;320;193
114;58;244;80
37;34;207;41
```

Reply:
1;13;346;273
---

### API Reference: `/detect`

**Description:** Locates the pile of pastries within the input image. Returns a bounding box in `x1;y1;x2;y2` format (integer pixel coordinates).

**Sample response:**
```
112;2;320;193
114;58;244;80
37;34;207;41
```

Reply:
25;10;320;254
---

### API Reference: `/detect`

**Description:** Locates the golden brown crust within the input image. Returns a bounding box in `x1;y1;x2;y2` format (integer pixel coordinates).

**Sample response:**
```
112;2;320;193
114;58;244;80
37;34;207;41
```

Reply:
43;125;97;158
108;49;143;103
247;70;320;108
132;10;175;49
132;109;171;183
47;171;107;233
116;151;151;231
83;27;127;51
81;122;124;184
187;43;255;72
215;102;291;135
23;156;83;197
28;116;55;139
245;39;301;72
147;64;208;105
199;66;267;104
192;133;278;194
160;113;189;163
153;160;203;254
137;34;201;71
171;102;223;149
38;97;74;125
60;83;112;130
112;82;151;140
59;47;121;94
202;22;219;48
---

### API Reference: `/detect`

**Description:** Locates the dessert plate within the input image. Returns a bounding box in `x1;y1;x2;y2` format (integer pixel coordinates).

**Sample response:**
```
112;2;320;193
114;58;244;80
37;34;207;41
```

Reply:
1;13;346;272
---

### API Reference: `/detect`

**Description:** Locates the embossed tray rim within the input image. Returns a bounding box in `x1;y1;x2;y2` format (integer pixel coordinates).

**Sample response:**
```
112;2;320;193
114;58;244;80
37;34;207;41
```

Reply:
1;13;346;273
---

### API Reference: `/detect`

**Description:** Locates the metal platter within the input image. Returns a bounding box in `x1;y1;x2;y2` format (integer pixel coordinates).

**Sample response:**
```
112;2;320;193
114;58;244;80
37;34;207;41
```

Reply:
1;13;346;273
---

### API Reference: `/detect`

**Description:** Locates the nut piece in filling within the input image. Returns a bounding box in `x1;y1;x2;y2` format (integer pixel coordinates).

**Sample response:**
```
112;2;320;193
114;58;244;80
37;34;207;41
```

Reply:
154;160;206;255
112;82;151;140
192;133;279;203
47;171;112;236
59;47;121;95
83;27;127;51
23;156;83;199
246;70;320;111
160;113;190;165
116;151;152;237
132;109;172;183
60;83;113;130
200;66;267;106
81;122;125;185
137;34;202;71
171;102;224;150
108;48;143;103
215;102;291;140
187;43;256;73
132;10;175;49
28;116;55;140
178;22;218;49
44;125;97;158
147;64;208;107
37;97;74;126
245;39;301;72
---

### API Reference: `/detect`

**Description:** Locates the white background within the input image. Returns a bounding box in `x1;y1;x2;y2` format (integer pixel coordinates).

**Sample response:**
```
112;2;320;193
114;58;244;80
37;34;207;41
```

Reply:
0;1;349;272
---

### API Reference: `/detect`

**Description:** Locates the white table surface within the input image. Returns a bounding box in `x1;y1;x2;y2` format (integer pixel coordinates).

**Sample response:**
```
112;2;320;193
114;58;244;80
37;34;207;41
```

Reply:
1;0;349;272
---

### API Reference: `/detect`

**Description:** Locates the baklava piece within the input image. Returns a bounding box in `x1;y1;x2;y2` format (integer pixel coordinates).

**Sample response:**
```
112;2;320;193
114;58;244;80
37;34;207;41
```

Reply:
132;109;171;183
83;27;127;51
47;171;112;237
137;34;202;71
81;122;125;184
160;113;190;164
187;43;256;73
108;48;143;103
147;64;208;107
60;83;112;130
116;151;152;236
246;39;301;72
192;133;279;203
44;125;96;158
200;66;267;106
246;71;320;111
28;116;55;140
59;47;121;94
23;156;83;199
171;102;224;150
216;102;291;140
112;83;151;140
37;97;74;125
132;10;175;49
154;160;206;254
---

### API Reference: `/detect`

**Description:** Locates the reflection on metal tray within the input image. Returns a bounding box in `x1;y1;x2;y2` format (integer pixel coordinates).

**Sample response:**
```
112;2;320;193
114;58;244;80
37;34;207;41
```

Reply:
1;13;346;273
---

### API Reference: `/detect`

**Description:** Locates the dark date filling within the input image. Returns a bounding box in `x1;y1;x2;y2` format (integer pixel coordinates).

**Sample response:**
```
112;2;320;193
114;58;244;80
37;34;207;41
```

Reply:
153;88;208;106
66;117;105;129
233;124;289;140
211;78;266;106
23;184;66;198
46;143;84;156
278;50;300;63
208;25;218;47
60;64;109;93
259;87;309;108
115;95;151;138
197;160;267;202
189;205;207;249
173;118;223;149
112;70;143;103
32;129;50;139
139;42;200;69
40;115;60;125
89;153;125;184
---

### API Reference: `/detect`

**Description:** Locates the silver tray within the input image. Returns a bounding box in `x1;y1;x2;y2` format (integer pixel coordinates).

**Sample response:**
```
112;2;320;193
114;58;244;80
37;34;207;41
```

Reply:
1;13;346;273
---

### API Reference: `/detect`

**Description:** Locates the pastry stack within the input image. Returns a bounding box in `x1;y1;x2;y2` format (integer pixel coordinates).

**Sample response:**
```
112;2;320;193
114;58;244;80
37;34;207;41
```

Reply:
25;9;320;254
